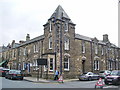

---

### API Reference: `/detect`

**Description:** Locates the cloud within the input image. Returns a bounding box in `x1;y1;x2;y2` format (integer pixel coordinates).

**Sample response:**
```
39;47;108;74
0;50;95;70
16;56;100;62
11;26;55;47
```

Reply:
0;0;118;46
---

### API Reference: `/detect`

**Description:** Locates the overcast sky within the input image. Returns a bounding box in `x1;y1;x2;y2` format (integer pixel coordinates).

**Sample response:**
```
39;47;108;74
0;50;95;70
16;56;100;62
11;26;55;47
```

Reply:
0;0;118;46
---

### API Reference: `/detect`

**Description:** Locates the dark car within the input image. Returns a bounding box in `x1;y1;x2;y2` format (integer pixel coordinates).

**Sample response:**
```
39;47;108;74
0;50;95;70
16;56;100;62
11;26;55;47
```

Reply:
5;70;24;80
0;67;10;77
79;72;100;81
104;70;120;85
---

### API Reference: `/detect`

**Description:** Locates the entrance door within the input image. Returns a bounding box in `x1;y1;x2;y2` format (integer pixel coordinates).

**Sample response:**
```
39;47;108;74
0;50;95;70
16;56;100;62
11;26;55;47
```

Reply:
82;60;85;73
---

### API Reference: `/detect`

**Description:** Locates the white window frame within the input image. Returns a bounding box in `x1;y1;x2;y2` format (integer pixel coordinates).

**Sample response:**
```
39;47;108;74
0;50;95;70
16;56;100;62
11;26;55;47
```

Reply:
49;58;54;71
23;62;25;70
34;44;38;53
94;60;99;70
33;60;38;70
82;41;85;53
95;44;98;54
64;37;70;50
23;47;26;56
64;57;70;71
101;46;104;55
49;37;52;49
49;21;52;32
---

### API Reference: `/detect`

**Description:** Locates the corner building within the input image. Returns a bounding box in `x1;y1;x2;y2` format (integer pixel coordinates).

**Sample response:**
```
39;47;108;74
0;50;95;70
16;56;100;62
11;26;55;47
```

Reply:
1;5;120;79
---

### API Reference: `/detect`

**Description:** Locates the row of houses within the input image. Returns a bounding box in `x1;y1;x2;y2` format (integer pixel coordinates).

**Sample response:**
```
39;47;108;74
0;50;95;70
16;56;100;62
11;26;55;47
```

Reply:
0;5;120;79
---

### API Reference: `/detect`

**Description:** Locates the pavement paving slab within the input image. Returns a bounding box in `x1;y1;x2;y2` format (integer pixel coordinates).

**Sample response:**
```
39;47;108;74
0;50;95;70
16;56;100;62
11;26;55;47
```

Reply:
24;77;78;83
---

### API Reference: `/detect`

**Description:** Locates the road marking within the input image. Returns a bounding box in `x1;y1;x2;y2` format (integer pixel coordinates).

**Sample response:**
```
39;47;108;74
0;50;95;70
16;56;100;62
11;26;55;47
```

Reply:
104;85;119;88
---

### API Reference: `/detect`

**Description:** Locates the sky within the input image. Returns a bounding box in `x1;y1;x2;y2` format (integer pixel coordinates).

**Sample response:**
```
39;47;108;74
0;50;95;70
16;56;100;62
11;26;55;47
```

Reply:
0;0;118;46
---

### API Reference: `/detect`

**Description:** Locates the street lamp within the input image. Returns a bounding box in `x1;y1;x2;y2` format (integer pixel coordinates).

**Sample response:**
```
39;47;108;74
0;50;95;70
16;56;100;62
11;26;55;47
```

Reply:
60;21;63;75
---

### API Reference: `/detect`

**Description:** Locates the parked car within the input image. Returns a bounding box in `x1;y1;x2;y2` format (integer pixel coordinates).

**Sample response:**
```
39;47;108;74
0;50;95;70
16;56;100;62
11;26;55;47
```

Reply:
0;67;10;77
5;70;24;80
104;70;120;85
99;70;111;79
79;72;100;81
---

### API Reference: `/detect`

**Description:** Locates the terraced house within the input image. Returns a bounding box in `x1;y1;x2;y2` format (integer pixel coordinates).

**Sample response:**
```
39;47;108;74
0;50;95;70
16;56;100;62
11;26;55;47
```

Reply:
1;5;120;79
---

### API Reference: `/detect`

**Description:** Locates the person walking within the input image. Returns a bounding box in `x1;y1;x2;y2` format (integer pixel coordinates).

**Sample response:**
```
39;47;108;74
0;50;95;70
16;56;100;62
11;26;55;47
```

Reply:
54;69;59;80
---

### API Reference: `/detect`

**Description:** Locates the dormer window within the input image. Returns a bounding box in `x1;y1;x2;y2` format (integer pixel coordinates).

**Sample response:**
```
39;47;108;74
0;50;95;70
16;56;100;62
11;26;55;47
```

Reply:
49;36;52;49
64;22;68;32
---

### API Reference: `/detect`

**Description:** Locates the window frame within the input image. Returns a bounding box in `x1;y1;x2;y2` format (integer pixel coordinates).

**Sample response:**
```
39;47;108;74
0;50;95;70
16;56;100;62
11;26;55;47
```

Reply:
64;37;70;50
94;60;99;70
49;36;52;49
64;57;70;71
82;41;85;53
49;58;54;71
64;22;68;32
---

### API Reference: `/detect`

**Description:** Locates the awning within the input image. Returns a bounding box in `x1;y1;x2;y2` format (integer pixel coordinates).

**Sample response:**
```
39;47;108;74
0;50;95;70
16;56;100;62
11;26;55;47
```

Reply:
0;60;7;66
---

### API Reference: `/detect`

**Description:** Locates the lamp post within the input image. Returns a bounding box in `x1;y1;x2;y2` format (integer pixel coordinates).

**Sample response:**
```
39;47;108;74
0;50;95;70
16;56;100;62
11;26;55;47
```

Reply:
60;21;63;75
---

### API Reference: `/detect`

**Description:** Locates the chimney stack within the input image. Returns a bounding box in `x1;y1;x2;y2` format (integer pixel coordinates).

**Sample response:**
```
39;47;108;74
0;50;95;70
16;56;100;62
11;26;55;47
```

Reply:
103;34;109;42
26;34;30;41
19;40;25;44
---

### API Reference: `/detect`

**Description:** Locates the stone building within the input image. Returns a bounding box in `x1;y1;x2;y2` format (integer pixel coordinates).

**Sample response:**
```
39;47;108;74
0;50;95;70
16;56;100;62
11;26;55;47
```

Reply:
0;5;120;79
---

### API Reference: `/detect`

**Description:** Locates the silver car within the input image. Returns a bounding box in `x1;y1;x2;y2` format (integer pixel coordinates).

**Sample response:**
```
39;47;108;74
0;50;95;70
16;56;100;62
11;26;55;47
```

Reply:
99;70;111;79
79;72;100;81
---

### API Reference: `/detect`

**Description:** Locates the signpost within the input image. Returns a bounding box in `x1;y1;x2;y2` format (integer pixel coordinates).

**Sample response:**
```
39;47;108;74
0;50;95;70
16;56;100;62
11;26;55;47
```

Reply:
37;58;47;81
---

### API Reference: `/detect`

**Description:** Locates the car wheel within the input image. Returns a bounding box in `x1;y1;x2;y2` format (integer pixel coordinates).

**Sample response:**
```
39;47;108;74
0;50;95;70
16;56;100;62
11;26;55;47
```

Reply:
100;86;103;89
5;77;7;79
11;77;13;80
88;77;92;81
105;81;109;85
94;85;97;88
20;78;23;80
79;78;81;81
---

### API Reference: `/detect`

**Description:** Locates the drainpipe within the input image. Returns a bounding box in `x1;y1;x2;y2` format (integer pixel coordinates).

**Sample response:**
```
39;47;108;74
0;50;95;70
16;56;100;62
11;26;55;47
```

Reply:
90;41;93;72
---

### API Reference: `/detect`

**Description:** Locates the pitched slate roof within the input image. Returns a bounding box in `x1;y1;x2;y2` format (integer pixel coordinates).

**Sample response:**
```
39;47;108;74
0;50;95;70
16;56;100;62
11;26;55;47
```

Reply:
18;35;44;47
49;5;73;23
75;34;119;48
75;34;92;41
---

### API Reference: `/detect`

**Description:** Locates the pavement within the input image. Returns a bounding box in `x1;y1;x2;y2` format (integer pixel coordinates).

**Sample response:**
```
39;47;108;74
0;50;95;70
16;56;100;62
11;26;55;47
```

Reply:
24;76;78;83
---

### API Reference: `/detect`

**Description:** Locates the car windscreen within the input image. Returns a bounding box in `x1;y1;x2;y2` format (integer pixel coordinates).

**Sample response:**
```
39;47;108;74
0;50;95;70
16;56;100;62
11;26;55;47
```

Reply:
99;71;104;73
111;71;119;76
82;73;87;75
9;70;21;74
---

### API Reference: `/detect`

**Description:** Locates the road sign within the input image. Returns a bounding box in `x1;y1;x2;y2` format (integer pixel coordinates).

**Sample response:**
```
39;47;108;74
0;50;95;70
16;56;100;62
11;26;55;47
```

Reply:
37;58;47;65
58;75;64;83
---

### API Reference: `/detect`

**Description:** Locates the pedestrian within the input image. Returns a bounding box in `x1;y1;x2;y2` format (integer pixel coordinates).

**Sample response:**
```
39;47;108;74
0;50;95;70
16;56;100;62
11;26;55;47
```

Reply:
54;69;59;80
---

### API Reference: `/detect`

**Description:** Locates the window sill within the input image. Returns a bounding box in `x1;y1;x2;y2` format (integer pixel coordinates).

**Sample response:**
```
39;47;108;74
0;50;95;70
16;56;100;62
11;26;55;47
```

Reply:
64;69;69;71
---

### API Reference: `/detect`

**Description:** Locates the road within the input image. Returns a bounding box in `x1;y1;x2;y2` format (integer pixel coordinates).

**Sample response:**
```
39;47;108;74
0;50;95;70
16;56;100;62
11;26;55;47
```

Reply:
1;77;119;89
